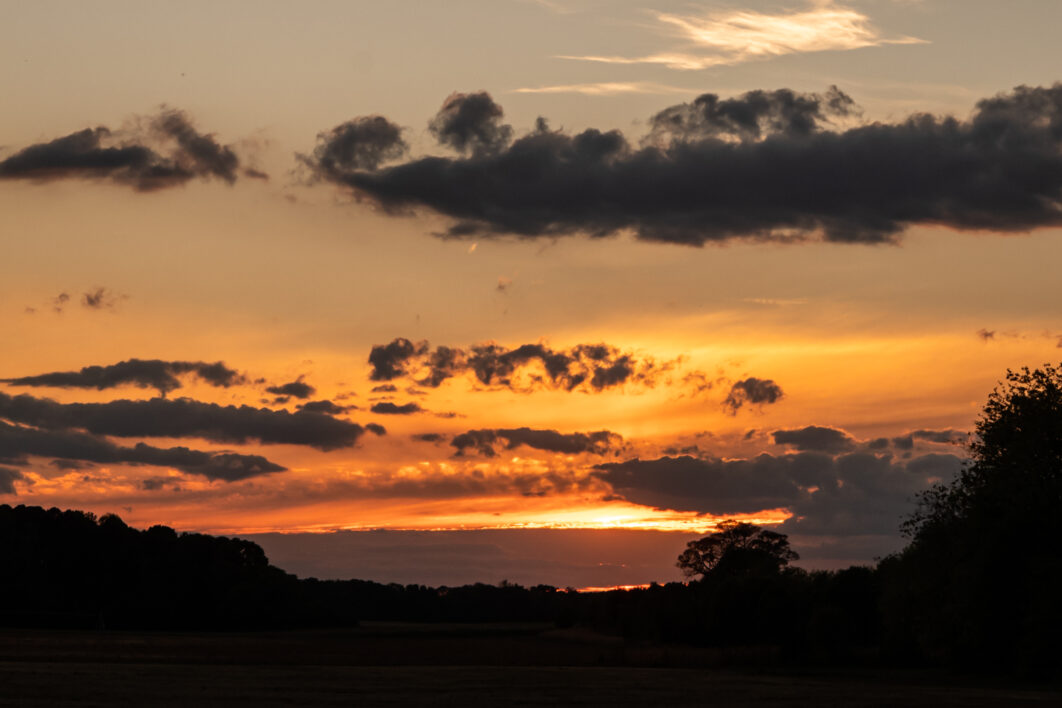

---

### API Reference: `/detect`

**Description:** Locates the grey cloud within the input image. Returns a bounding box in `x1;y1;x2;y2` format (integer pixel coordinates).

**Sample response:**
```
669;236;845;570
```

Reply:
648;86;858;144
594;449;964;537
298;399;355;415
301;115;407;175
370;401;423;415
310;84;1062;245
429;92;513;156
774;426;856;453
0;421;284;482
0;109;245;190
265;378;316;400
0;391;382;451
451;427;623;458
3;359;245;396
911;429;967;445
0;467;24;494
368;337;674;393
81;287;123;310
724;377;784;412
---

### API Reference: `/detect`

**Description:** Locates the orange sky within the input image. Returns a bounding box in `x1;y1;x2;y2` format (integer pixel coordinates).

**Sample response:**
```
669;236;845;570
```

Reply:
2;0;1062;586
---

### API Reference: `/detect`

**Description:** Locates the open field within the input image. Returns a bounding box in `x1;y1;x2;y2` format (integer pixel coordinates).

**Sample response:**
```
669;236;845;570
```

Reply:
1;625;1059;707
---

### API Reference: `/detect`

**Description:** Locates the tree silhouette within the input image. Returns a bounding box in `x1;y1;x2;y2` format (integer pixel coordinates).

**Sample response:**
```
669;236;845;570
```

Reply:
885;364;1062;671
677;520;798;580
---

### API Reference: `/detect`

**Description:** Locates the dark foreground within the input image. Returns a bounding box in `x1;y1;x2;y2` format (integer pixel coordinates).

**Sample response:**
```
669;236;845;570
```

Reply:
1;625;1058;707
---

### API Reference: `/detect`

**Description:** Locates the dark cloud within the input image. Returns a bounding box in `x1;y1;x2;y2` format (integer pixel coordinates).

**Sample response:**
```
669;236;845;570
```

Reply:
0;420;284;482
0;391;382;451
81;287;123;310
911;429;967;445
368;337;674;393
298;399;355;415
368;338;428;382
428;92;513;156
301;115;407;175
371;384;398;393
412;433;446;444
3;359;245;396
265;378;316;400
773;426;856;453
648;86;858;143
310;84;1062;244
0;108;245;190
370;402;423;415
724;377;784;413
977;328;996;341
594;450;964;536
891;435;914;451
450;427;623;458
0;467;24;494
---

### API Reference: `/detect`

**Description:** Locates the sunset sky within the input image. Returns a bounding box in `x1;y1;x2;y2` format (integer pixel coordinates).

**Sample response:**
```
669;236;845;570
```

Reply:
3;0;1061;588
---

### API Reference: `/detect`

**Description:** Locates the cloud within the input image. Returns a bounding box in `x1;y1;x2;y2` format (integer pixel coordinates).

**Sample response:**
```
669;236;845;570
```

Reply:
594;449;963;536
0;466;24;494
265;377;316;400
559;2;923;70
3;359;245;396
0;108;248;190
0;420;284;482
724;377;784;413
81;287;124;310
512;82;693;96
298;399;355;415
370;401;423;415
300;115;407;176
977;328;996;341
773;426;855;453
0;391;383;451
428;92;513;156
309;83;1062;245
450;427;623;458
367;337;676;393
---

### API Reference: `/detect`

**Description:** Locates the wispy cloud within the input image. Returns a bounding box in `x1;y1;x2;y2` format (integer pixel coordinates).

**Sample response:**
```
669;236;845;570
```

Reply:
513;81;695;96
560;1;925;70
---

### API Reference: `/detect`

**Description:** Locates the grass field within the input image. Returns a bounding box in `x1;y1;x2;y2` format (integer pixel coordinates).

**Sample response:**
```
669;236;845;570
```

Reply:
1;624;1058;707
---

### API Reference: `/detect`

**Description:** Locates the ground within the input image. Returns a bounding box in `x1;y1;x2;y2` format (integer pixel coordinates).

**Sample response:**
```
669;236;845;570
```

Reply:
1;624;1057;707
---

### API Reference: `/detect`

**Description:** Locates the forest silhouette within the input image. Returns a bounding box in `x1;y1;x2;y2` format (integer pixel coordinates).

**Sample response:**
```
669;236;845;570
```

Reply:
2;364;1060;675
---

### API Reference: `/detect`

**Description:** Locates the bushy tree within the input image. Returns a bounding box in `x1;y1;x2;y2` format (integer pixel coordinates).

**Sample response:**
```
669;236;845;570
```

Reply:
677;520;798;580
886;364;1062;672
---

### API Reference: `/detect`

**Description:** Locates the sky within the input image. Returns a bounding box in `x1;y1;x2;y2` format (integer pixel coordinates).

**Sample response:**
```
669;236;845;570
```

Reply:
2;0;1061;588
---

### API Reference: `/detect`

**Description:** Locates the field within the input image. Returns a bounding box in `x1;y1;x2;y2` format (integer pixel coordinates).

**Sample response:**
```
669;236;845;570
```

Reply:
1;624;1058;707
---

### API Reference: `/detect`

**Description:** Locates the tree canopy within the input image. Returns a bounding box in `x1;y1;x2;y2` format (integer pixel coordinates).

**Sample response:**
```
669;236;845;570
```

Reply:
677;520;798;580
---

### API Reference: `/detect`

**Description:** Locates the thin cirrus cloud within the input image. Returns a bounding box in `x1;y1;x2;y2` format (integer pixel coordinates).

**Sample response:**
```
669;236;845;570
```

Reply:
305;83;1062;245
557;2;925;71
512;82;695;96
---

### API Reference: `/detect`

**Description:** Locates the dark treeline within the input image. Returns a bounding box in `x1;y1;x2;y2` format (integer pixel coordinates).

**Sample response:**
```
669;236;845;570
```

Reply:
2;364;1060;675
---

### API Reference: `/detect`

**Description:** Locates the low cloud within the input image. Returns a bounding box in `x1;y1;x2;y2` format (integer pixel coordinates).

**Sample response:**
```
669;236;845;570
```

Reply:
773;426;855;453
0;466;25;494
594;449;963;536
367;337;676;393
0;420;284;482
307;83;1062;245
266;377;316;400
370;402;423;415
4;359;245;396
450;427;623;458
298;399;355;415
0;391;383;451
0;108;251;190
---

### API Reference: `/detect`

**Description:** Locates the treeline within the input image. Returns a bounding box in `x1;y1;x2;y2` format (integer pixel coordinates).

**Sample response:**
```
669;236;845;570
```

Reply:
0;504;355;630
